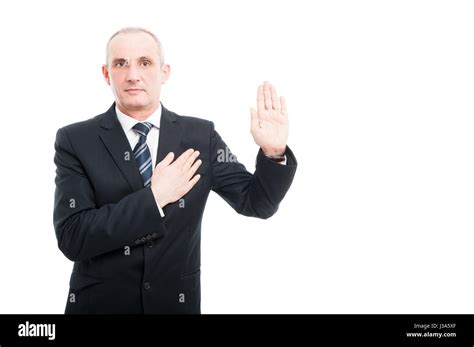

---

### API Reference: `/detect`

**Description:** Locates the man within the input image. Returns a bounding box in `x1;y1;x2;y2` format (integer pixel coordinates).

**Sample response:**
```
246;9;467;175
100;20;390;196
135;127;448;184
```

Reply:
53;27;297;314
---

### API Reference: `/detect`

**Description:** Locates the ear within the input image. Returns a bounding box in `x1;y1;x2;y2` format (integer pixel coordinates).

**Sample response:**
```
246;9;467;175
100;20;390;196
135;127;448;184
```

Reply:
160;64;171;85
102;64;110;85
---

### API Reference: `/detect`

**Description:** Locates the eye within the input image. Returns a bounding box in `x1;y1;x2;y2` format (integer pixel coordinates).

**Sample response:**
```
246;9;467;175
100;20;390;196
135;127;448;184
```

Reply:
142;61;152;67
114;61;127;67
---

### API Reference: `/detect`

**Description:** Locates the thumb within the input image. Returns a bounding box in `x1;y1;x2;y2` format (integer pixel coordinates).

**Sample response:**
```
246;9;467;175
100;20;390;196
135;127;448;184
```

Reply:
157;152;174;168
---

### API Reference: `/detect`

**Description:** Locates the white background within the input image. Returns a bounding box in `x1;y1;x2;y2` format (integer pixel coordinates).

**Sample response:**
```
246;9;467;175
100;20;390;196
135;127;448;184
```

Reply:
0;0;473;313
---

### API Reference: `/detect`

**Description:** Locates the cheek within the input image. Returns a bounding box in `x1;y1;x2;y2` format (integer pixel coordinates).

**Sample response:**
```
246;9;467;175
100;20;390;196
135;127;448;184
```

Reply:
110;77;124;92
109;72;124;84
144;77;161;93
148;71;162;84
111;82;121;95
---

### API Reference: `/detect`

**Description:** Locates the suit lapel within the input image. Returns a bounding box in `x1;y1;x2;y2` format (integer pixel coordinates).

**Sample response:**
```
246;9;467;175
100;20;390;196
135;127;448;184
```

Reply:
156;104;182;166
99;103;144;192
98;102;182;193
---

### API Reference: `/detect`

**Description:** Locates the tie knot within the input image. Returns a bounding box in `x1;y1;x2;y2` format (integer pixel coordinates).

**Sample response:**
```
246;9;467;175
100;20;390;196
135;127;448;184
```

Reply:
132;122;152;137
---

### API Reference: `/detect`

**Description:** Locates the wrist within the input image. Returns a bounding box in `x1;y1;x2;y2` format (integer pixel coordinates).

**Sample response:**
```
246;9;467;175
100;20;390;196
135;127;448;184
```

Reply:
262;146;286;157
157;198;168;209
151;187;168;208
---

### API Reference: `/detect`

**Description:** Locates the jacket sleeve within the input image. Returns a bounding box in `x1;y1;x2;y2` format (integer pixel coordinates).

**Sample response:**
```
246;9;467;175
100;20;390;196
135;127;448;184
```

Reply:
53;128;166;262
209;121;297;219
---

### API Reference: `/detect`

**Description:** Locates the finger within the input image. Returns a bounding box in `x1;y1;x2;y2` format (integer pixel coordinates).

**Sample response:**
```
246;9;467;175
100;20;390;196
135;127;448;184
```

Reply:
271;84;280;111
174;148;195;166
263;81;272;110
186;174;201;191
156;152;174;168
187;158;202;179
280;96;288;116
257;85;265;112
250;107;260;129
183;150;200;171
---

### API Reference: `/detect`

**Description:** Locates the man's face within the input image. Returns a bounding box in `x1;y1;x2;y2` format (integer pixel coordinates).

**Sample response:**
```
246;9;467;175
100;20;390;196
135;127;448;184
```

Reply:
102;32;170;117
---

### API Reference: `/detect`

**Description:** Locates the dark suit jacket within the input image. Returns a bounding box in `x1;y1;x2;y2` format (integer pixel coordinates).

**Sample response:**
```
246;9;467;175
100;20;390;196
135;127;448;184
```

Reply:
53;102;297;314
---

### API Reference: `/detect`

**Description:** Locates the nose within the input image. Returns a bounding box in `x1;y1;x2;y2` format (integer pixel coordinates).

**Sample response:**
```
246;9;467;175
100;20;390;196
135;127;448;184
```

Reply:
126;64;140;83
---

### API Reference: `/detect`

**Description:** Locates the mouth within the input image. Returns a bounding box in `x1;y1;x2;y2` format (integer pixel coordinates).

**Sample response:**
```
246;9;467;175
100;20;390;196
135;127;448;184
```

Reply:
125;88;144;94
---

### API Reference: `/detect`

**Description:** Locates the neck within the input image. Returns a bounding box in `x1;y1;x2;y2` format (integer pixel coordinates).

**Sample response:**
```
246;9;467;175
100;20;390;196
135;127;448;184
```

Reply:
117;102;160;121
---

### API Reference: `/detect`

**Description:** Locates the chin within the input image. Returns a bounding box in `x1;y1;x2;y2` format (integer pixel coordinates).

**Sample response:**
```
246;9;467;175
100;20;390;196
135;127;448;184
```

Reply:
123;99;149;109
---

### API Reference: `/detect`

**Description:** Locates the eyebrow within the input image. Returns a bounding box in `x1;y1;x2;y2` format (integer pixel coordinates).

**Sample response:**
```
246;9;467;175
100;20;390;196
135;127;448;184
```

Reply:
111;58;127;65
138;56;154;61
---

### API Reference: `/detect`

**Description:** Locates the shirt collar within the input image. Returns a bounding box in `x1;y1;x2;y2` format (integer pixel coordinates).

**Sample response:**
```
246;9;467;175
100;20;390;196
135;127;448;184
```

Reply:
115;102;162;133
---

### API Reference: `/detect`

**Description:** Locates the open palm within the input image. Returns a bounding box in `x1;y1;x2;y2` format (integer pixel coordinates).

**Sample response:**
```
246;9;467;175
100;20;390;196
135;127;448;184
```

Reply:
250;81;289;156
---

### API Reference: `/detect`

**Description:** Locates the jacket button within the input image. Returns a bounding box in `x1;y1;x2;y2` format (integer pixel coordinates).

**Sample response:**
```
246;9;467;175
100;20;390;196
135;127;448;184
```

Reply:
146;240;154;248
143;282;151;290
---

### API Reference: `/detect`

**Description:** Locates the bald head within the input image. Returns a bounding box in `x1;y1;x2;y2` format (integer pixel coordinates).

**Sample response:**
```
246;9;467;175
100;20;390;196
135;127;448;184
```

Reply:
105;27;165;67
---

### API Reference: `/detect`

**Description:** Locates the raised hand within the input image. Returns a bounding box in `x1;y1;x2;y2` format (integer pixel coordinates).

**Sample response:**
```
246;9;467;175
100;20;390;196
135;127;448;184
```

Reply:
250;81;289;156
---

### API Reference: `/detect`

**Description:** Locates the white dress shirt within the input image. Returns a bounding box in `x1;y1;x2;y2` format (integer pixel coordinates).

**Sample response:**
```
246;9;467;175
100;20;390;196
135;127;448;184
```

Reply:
116;104;165;217
116;104;162;169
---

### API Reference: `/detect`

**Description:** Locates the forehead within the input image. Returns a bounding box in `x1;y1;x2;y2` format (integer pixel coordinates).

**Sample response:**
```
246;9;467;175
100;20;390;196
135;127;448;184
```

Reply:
108;32;159;60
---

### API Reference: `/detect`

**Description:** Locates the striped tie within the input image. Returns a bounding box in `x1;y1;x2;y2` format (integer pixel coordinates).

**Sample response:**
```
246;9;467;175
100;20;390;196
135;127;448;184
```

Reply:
132;122;153;187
